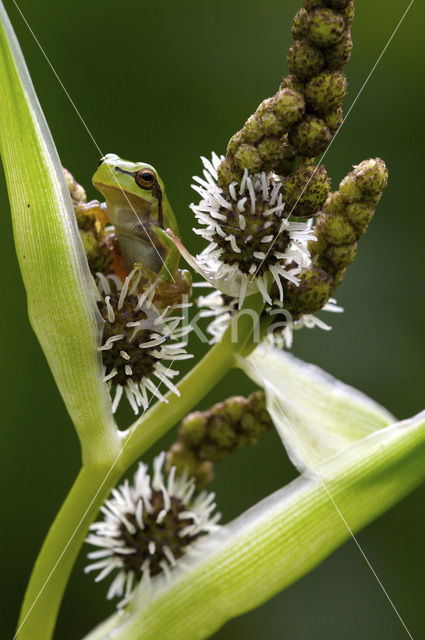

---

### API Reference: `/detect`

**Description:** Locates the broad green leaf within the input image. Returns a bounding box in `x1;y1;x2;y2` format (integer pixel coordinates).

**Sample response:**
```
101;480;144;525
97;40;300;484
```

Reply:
238;346;395;471
0;3;119;462
83;409;425;640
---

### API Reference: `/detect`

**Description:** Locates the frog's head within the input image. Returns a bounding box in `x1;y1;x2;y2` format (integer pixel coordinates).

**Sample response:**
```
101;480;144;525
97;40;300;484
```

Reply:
92;153;167;227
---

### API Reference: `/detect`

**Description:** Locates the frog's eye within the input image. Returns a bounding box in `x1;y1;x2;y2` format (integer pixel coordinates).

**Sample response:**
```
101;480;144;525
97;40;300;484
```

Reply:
135;168;157;190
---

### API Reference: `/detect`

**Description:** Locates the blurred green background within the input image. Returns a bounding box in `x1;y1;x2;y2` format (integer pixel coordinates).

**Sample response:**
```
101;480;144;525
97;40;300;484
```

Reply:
1;0;424;638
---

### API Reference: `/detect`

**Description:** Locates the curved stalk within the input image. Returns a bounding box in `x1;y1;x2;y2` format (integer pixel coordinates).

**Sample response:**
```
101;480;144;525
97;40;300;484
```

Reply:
17;293;265;640
120;292;265;468
16;464;122;640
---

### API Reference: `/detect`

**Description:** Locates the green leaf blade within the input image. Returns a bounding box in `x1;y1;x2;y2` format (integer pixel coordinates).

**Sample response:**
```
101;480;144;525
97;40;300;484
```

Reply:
83;410;425;640
239;346;395;471
0;3;119;462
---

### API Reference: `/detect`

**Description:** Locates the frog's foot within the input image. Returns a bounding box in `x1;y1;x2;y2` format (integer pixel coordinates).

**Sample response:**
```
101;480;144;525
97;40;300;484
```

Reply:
152;268;192;309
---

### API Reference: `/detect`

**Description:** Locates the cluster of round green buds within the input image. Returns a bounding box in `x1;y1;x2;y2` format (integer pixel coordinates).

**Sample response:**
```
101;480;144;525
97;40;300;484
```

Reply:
279;159;331;218
310;158;388;286
75;205;115;277
217;88;306;187
167;391;273;488
281;158;388;317
63;166;87;207
217;1;354;195
283;1;353;163
64;167;114;277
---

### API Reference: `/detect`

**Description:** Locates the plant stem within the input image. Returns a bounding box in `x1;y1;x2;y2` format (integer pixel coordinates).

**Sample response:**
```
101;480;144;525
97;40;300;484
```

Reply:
120;292;265;468
16;464;122;640
17;293;265;640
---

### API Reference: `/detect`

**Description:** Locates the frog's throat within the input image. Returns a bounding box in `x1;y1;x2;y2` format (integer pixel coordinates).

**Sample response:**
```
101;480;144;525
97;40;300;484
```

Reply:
93;184;156;219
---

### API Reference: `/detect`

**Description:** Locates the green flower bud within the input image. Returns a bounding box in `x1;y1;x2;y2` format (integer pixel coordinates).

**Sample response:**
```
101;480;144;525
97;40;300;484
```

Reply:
345;201;375;235
324;31;353;70
343;0;355;26
325;241;358;270
240;116;261;144
208;415;237;450
260;110;285;137
305;70;347;113
217;157;242;188
279;74;305;94
258;136;283;168
79;230;99;261
166;443;213;490
75;207;113;276
351;158;388;199
221;397;245;423
306;8;346;48
239;413;265;445
198;441;229;462
289;114;331;156
233;143;262;173
167;391;272;487
292;8;308;39
180;411;207;447
275;136;299;176
322;189;345;215
333;267;346;287
338;158;388;205
63;167;87;207
285;265;333;314
338;172;363;202
227;130;246;154
256;96;274;118
325;106;343;134
287;39;326;82
272;88;305;129
308;222;328;257
321;212;357;245
281;161;330;218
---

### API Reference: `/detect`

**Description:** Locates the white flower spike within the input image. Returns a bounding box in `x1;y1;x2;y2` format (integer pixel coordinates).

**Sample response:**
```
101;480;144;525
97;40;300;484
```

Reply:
170;153;315;309
195;286;343;349
97;267;192;414
85;453;220;606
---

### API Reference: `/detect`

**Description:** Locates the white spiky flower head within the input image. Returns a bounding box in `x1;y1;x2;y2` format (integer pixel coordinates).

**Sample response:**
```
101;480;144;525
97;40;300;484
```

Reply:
195;286;238;345
171;153;315;309
266;297;344;350
195;285;343;348
97;267;192;414
85;452;221;606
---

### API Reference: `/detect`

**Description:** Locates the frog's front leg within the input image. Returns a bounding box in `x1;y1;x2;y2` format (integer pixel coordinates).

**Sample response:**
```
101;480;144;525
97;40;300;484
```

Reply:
150;228;192;307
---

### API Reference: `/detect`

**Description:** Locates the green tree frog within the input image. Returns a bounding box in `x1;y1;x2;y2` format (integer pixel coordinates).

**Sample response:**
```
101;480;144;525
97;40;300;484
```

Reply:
89;153;191;305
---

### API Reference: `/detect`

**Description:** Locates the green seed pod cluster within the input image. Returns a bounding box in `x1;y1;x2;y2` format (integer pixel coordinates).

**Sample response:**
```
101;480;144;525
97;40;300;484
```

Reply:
166;391;273;488
64;167;114;277
217;88;306;186
280;159;331;218
284;264;334;315
217;0;354;229
63;166;87;207
310;158;388;286
279;158;387;316
283;1;353;167
76;212;114;277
